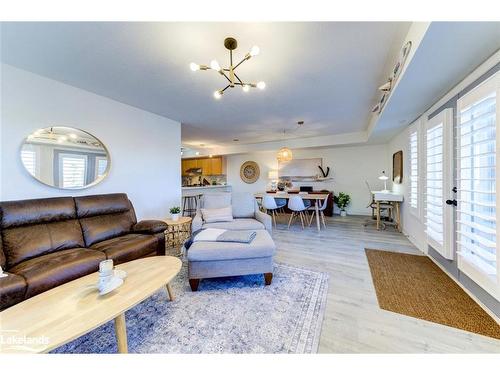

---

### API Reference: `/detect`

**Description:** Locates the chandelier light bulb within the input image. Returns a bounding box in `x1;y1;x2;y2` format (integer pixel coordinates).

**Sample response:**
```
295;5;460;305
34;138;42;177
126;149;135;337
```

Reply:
210;60;221;72
250;45;260;57
190;62;200;71
242;85;250;92
213;90;223;99
257;81;266;90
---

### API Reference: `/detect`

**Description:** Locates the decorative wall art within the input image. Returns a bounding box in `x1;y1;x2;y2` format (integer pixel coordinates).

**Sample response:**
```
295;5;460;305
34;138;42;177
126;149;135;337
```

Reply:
392;150;403;183
372;41;412;114
240;161;260;184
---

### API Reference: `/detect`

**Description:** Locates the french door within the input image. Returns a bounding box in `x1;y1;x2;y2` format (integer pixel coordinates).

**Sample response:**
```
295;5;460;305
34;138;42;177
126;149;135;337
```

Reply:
425;108;454;259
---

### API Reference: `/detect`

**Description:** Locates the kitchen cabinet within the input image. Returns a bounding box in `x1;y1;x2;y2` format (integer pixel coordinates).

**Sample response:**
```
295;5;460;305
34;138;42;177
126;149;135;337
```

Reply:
182;156;223;176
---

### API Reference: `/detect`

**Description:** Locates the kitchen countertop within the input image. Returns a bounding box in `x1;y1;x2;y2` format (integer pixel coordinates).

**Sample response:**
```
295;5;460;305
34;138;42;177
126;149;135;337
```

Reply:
182;185;231;190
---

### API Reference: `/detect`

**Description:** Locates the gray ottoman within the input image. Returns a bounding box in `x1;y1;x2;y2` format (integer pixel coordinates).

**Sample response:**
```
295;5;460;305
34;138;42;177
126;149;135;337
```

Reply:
186;229;276;291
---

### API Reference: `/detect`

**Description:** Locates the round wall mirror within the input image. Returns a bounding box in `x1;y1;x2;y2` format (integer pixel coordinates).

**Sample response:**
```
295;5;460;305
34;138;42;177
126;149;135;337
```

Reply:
20;126;110;189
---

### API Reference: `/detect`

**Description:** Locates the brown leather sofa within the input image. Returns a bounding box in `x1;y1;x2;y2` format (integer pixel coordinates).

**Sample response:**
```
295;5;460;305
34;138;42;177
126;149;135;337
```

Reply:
0;193;167;310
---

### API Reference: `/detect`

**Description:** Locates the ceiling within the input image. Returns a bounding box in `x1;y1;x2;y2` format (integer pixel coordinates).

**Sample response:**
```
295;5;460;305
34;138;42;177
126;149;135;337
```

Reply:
0;22;410;147
371;21;500;142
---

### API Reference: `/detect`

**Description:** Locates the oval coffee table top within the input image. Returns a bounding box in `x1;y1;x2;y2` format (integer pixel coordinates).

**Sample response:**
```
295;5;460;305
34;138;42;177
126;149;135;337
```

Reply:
0;256;182;353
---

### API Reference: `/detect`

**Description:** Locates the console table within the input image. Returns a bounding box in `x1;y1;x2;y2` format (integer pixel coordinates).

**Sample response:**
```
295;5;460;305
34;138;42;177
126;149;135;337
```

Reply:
372;191;404;232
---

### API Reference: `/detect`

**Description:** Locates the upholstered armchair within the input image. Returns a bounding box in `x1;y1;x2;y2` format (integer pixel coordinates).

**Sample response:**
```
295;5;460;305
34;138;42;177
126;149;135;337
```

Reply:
192;192;272;234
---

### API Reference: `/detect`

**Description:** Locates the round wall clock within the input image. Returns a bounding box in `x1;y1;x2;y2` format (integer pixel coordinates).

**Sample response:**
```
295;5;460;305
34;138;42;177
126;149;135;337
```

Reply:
240;161;260;184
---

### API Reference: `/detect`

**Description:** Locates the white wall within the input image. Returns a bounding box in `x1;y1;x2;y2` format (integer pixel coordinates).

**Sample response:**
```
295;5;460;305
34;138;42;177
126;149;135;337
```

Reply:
0;64;181;220
226;144;390;215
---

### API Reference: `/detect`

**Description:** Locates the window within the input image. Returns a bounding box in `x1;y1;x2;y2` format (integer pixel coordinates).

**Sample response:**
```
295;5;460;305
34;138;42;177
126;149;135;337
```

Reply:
409;126;420;216
21;149;37;176
58;153;87;188
456;72;499;300
95;156;108;178
425;108;454;259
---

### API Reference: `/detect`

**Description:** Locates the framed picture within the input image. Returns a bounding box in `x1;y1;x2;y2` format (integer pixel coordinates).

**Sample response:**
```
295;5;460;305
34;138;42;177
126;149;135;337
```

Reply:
393;150;403;183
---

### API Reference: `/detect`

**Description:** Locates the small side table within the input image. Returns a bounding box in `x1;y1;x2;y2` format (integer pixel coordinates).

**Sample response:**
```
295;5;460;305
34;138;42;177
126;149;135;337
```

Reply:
165;216;192;256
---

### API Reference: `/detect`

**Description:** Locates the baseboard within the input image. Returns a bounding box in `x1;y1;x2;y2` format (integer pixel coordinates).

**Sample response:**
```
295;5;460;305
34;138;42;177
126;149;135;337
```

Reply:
402;230;427;254
427;255;500;325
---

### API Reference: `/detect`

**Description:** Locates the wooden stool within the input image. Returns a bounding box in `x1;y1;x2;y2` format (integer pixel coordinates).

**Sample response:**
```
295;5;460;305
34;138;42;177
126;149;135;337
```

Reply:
182;194;201;218
165;216;192;256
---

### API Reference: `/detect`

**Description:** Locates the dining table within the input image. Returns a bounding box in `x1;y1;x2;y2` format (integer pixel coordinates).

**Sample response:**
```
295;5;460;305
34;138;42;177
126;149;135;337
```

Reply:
254;192;329;232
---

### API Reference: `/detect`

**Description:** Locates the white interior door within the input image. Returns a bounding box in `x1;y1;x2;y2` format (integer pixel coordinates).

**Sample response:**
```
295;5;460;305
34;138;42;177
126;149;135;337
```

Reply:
425;108;454;259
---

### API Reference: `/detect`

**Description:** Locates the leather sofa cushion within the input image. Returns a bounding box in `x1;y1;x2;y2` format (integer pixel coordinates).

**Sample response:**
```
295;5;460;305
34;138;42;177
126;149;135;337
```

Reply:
2;220;85;268
133;220;168;234
202;218;265;231
0;197;76;228
91;234;158;265
74;193;133;218
0;234;6;269
80;212;135;247
10;248;106;299
0;272;27;311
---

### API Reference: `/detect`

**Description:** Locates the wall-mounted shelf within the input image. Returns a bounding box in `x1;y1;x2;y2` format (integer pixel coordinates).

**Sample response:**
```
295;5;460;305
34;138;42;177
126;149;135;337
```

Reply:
286;177;333;182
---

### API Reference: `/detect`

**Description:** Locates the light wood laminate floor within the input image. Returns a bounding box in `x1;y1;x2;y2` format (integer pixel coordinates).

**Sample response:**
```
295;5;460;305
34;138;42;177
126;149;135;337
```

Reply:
271;214;500;353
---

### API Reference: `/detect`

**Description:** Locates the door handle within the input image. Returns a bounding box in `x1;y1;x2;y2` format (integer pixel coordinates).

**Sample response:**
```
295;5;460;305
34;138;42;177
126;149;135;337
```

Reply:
446;199;457;206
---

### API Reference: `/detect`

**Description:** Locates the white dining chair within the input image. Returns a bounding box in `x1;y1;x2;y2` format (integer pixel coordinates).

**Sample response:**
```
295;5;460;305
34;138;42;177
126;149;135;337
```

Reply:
262;195;280;227
287;195;310;229
307;197;328;228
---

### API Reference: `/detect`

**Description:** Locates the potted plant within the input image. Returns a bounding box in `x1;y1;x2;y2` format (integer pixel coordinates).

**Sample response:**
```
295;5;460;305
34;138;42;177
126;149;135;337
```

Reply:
334;192;351;217
170;206;181;221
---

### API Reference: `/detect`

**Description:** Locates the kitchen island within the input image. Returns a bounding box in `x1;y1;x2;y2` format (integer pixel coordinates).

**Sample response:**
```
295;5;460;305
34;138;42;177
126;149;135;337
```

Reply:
182;185;232;194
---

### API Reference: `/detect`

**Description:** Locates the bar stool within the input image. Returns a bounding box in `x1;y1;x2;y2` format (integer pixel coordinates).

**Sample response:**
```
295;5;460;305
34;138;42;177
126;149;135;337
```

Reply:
182;194;202;218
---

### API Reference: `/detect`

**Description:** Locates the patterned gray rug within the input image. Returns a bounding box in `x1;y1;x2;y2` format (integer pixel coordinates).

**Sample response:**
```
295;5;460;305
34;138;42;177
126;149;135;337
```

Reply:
53;263;328;354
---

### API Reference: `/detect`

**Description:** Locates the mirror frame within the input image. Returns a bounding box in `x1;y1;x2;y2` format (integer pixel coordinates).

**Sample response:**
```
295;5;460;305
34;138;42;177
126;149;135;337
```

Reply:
20;126;111;190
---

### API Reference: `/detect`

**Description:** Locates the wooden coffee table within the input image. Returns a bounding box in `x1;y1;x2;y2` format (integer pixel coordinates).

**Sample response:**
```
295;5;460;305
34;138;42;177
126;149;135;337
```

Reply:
0;256;181;354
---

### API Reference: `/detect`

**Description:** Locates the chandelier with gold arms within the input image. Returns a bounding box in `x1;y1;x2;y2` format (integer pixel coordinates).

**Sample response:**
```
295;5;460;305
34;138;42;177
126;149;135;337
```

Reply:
190;37;266;99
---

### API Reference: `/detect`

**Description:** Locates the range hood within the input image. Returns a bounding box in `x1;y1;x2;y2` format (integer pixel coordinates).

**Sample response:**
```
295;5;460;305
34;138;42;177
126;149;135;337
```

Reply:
186;168;203;175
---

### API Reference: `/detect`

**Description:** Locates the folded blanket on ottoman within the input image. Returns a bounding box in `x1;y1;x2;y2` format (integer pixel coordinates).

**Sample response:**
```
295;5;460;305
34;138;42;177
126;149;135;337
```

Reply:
187;228;257;248
217;230;257;243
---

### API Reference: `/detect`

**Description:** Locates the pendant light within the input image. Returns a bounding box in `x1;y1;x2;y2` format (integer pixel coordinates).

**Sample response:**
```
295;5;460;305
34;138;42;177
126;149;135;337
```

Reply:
277;129;293;162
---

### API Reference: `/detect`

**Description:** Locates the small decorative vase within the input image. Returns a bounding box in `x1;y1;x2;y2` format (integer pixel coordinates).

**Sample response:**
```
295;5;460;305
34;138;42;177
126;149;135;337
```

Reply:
171;213;179;221
340;210;347;217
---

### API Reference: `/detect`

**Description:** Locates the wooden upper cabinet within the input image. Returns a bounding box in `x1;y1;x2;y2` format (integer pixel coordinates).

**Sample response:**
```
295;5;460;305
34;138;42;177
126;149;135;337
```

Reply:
182;156;223;175
200;158;212;175
210;157;223;175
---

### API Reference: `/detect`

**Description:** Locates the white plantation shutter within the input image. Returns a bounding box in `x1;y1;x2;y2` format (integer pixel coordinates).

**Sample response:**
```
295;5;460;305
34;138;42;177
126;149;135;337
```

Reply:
409;129;419;210
425;108;453;259
59;153;87;188
96;156;108;178
21;149;37;176
456;72;499;300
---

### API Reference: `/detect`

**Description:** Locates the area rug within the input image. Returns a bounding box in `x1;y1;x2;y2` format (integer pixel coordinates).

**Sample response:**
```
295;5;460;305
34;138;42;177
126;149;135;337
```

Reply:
365;249;500;340
53;263;328;353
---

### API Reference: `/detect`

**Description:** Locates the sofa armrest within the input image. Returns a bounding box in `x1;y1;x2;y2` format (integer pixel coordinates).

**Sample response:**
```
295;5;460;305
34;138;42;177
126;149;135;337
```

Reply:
133;220;167;234
255;209;272;234
191;211;203;233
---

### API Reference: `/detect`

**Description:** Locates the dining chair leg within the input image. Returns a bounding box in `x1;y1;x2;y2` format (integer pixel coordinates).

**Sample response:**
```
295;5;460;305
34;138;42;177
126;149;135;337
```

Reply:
320;211;326;228
308;211;315;226
299;212;305;229
287;212;295;229
272;210;277;228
